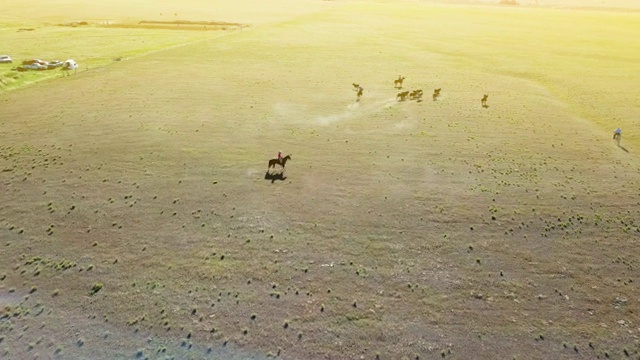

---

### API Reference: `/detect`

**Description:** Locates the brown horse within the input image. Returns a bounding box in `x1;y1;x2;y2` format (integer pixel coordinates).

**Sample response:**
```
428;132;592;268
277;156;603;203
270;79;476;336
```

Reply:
481;94;488;106
396;91;410;101
432;88;441;101
394;76;405;89
268;154;291;170
409;89;423;100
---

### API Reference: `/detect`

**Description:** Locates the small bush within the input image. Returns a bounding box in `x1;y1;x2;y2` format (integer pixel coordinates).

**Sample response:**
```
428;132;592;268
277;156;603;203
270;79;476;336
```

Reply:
90;283;103;295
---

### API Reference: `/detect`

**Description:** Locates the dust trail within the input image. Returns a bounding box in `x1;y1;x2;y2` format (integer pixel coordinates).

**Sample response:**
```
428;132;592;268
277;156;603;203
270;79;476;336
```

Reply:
315;96;400;125
273;95;401;126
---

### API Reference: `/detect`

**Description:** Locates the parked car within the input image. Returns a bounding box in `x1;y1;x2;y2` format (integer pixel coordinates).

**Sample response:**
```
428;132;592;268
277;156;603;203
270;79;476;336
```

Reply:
23;63;48;71
62;59;78;72
47;60;64;69
0;55;12;63
22;59;48;66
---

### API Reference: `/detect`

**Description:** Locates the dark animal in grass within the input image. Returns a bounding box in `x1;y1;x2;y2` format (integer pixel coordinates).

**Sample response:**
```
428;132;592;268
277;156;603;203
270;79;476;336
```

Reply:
394;75;405;89
481;94;488;106
409;89;423;100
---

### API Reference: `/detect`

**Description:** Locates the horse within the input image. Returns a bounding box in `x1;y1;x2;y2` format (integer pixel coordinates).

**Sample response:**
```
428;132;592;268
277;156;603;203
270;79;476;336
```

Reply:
396;91;409;101
356;86;364;100
352;83;360;90
432;88;441;101
409;89;423;100
268;154;291;170
481;94;488;106
394;76;405;89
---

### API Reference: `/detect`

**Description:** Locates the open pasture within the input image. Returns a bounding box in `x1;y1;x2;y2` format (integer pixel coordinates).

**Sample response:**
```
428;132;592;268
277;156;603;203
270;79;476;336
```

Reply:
1;0;639;359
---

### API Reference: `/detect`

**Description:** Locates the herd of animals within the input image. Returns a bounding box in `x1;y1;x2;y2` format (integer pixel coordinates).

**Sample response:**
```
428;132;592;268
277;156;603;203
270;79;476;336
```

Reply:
353;75;489;107
267;75;490;174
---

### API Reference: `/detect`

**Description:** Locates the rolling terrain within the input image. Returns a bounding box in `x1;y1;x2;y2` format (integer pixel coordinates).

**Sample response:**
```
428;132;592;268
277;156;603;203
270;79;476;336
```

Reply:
1;1;639;359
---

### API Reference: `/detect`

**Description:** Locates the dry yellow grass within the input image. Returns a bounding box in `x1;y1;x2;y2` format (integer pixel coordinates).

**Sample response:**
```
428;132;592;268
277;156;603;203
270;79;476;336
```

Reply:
1;1;639;359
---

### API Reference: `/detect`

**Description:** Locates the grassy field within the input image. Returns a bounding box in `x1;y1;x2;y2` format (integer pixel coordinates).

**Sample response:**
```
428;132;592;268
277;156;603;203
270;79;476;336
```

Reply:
1;1;639;359
0;0;336;91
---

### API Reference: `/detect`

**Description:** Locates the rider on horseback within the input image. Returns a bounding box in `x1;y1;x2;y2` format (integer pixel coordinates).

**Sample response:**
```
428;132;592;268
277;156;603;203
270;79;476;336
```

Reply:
613;128;622;144
278;151;283;163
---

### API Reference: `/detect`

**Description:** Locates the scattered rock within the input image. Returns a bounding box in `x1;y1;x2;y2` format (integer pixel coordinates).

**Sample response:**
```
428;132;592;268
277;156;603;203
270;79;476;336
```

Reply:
613;297;628;308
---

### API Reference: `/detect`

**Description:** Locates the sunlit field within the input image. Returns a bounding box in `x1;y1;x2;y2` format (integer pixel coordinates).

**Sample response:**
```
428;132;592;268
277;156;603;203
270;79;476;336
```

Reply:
1;1;639;359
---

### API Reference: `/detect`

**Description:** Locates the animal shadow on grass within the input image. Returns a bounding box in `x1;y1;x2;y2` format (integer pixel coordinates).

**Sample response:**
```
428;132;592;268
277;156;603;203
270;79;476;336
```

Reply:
482;104;489;109
264;171;287;183
618;145;629;153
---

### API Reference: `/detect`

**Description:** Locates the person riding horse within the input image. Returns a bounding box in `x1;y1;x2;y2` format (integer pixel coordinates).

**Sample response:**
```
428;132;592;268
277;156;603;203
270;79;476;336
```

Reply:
613;128;622;145
268;154;291;170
